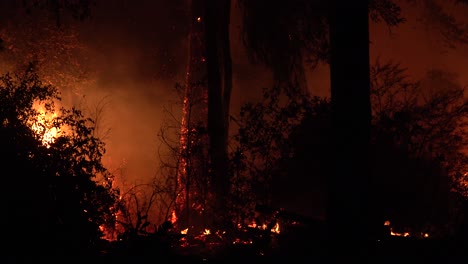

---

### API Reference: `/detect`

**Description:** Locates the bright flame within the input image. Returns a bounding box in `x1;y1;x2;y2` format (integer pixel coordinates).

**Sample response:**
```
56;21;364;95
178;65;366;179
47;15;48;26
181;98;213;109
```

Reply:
271;222;280;234
390;230;410;237
203;229;210;235
31;103;59;147
385;220;417;238
181;228;188;235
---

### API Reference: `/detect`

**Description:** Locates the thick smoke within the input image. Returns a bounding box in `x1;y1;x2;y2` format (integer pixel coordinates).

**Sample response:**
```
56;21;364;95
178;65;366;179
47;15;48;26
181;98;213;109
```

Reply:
1;0;466;209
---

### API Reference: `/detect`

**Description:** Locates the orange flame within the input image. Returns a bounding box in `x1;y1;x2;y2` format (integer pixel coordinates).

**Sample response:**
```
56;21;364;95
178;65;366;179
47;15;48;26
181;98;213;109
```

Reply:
30;102;59;147
170;210;178;225
271;222;280;234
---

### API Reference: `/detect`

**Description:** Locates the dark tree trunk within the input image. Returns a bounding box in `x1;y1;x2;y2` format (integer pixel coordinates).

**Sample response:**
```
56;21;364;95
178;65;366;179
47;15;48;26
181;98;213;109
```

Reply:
222;0;232;144
205;0;232;227
328;0;377;251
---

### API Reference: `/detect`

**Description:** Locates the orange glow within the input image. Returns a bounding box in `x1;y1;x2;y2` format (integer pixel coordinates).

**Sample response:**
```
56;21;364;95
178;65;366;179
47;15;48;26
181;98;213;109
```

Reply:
246;221;280;234
232;238;253;245
180;228;189;235
247;221;257;228
271;222;280;234
170;210;178;225
30;102;59;147
385;220;421;238
175;93;189;223
99;224;117;241
203;228;211;235
390;230;410;237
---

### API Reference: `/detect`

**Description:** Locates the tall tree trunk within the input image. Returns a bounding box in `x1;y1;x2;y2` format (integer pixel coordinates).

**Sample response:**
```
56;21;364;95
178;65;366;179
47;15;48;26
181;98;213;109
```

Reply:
328;0;375;252
205;0;232;227
176;0;207;230
222;0;232;145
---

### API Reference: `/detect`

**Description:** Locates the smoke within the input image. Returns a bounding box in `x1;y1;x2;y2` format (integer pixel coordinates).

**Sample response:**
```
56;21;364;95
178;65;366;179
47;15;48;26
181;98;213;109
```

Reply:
68;0;190;184
1;0;466;196
369;0;468;85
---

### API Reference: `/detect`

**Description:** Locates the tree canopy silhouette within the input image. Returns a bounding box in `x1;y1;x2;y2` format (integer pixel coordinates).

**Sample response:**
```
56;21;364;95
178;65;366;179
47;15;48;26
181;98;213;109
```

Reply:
0;63;119;255
232;60;467;238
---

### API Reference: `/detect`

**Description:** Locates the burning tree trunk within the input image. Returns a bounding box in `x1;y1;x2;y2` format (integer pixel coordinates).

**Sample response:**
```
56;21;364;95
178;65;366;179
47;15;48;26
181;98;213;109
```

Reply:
176;0;209;230
176;0;233;230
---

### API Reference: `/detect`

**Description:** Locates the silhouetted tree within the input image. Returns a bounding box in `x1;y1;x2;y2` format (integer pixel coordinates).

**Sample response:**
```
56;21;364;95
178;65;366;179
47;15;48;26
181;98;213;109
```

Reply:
407;0;468;49
236;0;402;246
176;0;233;229
159;81;211;232
370;63;467;236
205;0;233;227
233;60;467;240
0;1;95;108
0;64;119;255
237;0;403;88
327;2;374;252
231;84;312;223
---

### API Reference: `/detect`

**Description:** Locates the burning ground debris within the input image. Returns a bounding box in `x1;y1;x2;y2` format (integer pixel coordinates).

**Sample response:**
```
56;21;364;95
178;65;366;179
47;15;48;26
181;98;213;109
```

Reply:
383;220;431;239
104;206;322;260
168;208;321;260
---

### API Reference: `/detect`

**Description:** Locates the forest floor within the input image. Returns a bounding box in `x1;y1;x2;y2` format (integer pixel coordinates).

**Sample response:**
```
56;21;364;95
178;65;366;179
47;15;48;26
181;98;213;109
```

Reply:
4;236;467;264
5;218;467;264
94;226;468;264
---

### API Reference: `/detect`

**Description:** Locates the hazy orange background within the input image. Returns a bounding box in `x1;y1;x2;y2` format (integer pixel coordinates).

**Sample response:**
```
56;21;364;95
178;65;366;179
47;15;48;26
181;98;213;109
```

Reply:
1;0;466;191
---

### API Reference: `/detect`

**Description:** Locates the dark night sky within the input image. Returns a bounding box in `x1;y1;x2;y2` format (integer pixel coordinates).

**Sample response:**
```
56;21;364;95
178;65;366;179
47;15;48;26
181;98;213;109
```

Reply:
1;0;467;191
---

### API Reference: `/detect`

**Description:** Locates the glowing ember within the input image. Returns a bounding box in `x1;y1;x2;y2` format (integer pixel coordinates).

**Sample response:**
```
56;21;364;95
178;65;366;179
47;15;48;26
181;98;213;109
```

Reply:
181;228;189;235
203;229;211;235
232;238;253;245
384;220;429;238
247;222;257;228
170;210;178;225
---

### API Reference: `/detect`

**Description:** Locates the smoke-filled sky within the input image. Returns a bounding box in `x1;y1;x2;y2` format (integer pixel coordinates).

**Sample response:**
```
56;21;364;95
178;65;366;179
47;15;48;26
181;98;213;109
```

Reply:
1;0;467;188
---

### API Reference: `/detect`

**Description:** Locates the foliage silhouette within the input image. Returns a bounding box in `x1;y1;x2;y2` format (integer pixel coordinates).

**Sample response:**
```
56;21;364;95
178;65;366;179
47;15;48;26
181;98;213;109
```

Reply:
0;63;119;255
237;0;404;86
231;61;467;238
